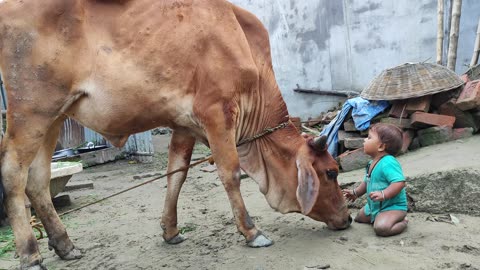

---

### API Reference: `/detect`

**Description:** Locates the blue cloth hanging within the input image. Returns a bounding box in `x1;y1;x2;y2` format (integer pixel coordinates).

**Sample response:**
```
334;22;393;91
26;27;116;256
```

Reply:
320;97;390;157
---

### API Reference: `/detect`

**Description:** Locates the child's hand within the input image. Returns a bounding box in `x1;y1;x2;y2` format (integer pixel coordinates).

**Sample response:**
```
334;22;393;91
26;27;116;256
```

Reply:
342;189;357;202
369;191;385;202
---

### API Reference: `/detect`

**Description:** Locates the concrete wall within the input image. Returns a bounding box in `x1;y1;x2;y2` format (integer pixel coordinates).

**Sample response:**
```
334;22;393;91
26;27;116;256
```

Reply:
229;0;480;119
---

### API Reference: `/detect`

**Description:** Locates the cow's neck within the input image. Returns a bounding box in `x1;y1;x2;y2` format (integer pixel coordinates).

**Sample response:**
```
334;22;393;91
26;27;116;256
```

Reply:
237;74;302;214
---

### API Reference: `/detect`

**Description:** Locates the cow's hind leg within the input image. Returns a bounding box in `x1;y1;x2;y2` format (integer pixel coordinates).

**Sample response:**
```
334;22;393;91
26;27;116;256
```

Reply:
25;117;81;260
1;118;59;269
161;131;196;244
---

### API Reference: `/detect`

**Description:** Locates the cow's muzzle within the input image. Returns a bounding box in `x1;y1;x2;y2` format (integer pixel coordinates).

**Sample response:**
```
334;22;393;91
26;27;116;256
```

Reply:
327;214;352;230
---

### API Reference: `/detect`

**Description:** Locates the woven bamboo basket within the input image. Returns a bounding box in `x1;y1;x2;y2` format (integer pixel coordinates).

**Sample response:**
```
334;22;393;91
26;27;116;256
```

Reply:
361;62;464;101
464;64;480;81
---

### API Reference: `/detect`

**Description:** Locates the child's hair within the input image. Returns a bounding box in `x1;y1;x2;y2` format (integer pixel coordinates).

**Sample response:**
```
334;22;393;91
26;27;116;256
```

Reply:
369;123;404;156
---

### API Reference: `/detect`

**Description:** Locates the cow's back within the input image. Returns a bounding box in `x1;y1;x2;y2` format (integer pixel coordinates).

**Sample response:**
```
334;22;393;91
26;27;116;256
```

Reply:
0;0;262;145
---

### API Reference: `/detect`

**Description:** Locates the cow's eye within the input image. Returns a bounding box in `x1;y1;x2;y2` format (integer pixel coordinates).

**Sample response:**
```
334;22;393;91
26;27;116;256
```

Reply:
326;170;338;180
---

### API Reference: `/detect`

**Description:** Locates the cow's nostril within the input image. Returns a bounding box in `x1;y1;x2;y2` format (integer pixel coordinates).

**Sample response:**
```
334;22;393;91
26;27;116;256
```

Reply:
348;215;353;224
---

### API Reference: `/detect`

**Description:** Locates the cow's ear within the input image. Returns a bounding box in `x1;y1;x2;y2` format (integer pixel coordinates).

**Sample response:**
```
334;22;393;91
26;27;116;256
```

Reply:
296;162;320;215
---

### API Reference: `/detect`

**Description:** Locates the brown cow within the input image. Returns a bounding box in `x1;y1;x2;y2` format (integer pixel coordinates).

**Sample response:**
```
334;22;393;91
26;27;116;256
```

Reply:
0;0;351;269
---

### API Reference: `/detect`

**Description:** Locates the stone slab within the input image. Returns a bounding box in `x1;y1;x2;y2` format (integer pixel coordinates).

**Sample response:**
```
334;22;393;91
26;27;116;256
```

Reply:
64;181;94;191
80;147;124;167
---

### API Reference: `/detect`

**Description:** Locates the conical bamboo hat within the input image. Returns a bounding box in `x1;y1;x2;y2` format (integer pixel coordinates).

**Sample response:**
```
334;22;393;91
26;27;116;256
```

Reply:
361;62;464;100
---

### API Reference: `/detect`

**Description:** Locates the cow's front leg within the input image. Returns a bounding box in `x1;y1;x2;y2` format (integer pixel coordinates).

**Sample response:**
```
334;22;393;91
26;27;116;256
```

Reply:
202;106;273;247
161;131;196;244
215;155;272;247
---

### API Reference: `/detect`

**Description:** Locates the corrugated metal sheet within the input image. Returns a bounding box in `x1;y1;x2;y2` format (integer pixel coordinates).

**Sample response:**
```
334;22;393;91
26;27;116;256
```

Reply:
84;127;107;147
84;127;154;155
0;73;6;110
124;132;154;154
58;118;85;149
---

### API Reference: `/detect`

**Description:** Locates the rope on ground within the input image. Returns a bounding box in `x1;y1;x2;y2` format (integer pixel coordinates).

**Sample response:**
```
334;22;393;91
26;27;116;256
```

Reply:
30;155;213;228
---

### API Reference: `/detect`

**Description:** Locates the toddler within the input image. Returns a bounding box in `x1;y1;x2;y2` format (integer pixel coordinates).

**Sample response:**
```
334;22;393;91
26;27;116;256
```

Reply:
343;123;408;236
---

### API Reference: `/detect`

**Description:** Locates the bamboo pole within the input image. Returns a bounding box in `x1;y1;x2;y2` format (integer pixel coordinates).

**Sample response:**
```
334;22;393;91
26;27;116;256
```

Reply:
446;0;462;71
444;0;453;59
437;0;444;65
469;18;480;67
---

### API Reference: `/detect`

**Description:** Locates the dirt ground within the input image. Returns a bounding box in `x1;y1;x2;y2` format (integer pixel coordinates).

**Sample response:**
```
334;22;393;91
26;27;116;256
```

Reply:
2;134;480;270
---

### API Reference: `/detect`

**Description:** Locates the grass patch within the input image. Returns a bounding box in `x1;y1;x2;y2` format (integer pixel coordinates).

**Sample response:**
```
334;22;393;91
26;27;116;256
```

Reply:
179;223;197;234
193;143;211;155
0;227;15;258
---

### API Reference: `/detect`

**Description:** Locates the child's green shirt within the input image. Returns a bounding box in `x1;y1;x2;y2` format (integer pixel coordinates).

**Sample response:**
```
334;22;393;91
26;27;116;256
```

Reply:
363;155;407;222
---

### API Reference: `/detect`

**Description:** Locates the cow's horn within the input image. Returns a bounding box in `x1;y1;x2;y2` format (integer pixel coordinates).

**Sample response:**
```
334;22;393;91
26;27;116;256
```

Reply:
312;135;327;151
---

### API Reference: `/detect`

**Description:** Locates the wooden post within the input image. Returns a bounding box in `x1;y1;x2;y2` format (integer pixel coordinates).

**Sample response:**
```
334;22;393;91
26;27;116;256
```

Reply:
470;17;480;67
437;0;444;65
447;0;462;71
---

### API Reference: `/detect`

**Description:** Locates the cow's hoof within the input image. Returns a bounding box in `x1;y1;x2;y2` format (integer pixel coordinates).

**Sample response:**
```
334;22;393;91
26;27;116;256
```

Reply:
61;247;82;260
48;245;82;260
246;231;273;248
23;263;47;270
164;233;186;244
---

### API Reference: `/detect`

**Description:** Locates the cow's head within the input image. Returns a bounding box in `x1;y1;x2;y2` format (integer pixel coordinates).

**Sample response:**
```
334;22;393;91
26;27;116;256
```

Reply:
295;134;351;230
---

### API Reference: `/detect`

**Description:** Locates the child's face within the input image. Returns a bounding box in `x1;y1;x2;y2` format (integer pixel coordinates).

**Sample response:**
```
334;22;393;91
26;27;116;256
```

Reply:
363;129;384;157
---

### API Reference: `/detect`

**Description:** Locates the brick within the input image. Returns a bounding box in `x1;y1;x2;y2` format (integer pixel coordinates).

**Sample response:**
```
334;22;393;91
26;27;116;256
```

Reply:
337;148;371;172
344;137;365;149
473;111;480;132
389;101;408;118
370;112;390;126
431;88;462;109
410;112;455;128
455;80;480;111
417;126;453;147
438;100;478;132
360;129;369;136
408;137;421;151
380;117;412;129
343;119;358;132
401;130;415;154
452;127;474;140
405;96;431;114
338;130;361;144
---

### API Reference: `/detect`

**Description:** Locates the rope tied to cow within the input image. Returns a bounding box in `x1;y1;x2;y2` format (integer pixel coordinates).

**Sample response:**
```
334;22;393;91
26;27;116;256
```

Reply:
236;121;290;146
30;121;291;229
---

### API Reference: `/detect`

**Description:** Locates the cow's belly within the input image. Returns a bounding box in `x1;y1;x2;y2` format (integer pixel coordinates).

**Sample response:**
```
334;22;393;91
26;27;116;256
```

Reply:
66;78;202;146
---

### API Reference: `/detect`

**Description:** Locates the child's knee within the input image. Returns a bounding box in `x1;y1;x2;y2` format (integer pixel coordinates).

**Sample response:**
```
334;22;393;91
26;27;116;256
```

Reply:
373;219;393;236
373;225;391;237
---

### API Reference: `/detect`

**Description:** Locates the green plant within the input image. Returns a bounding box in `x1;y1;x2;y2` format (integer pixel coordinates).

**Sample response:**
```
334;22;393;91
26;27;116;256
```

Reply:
179;223;197;234
193;143;211;155
0;227;15;258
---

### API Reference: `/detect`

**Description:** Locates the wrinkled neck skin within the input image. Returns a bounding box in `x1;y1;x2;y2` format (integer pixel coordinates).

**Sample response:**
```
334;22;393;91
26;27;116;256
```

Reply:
236;72;303;214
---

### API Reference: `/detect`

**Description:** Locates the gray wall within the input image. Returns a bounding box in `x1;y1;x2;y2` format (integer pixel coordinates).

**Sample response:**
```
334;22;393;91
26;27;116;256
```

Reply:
230;0;480;119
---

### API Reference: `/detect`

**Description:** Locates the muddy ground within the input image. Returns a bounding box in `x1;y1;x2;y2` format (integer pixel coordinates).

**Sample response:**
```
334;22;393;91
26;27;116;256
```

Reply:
1;134;480;270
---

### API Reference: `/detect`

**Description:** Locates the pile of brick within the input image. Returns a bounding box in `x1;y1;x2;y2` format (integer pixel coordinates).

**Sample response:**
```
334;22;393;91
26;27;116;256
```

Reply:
336;74;480;172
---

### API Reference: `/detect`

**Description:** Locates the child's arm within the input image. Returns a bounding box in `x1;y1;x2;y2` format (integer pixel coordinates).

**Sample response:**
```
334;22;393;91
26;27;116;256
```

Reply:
369;181;405;201
342;181;367;202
